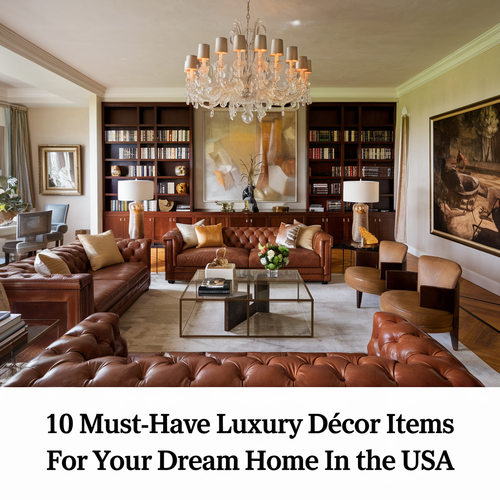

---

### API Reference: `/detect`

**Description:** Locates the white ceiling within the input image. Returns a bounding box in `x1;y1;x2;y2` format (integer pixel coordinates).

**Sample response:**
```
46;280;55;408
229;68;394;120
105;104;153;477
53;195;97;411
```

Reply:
1;0;500;106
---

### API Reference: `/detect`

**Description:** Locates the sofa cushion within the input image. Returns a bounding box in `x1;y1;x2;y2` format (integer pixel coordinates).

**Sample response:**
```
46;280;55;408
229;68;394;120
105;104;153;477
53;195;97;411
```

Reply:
177;247;249;269
293;220;322;250
275;222;300;248
34;249;72;275
177;219;205;250
195;224;224;248
93;279;130;312
78;230;124;271
91;261;149;291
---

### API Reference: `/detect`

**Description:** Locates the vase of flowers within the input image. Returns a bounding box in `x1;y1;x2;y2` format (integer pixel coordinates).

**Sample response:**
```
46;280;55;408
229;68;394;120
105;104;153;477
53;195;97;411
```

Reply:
258;243;290;277
0;177;29;223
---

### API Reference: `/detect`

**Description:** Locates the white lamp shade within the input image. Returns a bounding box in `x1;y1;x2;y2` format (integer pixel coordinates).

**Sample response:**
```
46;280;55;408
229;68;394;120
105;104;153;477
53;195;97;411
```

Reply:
343;180;379;203
118;180;154;201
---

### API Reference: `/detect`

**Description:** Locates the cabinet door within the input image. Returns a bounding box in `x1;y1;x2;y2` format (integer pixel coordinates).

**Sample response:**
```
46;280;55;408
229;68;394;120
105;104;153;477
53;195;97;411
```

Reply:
369;213;395;241
247;214;268;227
305;215;327;231
325;215;345;244
267;214;301;227
103;214;129;239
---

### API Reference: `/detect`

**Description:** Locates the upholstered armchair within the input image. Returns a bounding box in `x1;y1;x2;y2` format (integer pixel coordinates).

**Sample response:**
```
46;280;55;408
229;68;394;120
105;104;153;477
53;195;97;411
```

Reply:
43;204;69;247
344;240;408;307
380;255;462;350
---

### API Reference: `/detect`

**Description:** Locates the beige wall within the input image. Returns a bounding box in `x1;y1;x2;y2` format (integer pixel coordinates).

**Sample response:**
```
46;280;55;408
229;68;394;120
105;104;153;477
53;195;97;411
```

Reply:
28;107;91;244
399;44;500;295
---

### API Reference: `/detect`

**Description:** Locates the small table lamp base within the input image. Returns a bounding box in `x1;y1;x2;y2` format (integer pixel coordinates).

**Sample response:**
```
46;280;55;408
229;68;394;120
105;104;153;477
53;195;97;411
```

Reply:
128;201;145;239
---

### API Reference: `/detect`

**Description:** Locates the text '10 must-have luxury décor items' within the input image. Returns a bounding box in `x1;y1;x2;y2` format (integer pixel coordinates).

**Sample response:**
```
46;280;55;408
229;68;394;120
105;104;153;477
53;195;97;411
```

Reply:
184;0;312;124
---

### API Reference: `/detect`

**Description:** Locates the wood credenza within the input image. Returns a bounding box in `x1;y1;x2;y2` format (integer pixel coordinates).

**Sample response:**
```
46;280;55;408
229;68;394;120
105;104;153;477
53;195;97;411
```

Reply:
103;210;395;245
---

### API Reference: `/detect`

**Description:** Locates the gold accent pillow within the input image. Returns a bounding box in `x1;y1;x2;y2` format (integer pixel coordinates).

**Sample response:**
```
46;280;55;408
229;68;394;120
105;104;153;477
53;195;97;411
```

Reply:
275;222;301;248
78;230;125;271
34;249;72;275
177;219;205;250
195;224;224;248
293;220;322;250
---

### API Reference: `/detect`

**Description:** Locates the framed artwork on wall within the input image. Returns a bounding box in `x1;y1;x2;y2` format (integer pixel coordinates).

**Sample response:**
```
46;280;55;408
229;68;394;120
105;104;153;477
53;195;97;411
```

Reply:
430;96;500;256
38;144;82;195
203;109;297;203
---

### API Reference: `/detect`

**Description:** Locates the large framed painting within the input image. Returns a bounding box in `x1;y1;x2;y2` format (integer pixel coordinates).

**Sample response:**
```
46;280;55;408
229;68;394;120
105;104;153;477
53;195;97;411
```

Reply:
203;109;297;203
39;145;82;195
431;96;500;256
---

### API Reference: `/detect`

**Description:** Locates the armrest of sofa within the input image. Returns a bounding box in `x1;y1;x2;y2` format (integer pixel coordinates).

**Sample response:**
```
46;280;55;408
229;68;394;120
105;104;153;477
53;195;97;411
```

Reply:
366;311;482;387
385;270;418;291
116;238;152;269
163;229;184;278
3;312;126;387
312;230;333;263
0;272;94;332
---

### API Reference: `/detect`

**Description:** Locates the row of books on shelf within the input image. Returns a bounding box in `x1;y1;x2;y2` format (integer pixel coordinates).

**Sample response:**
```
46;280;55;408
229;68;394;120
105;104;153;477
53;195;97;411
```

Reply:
361;166;394;177
309;148;335;159
105;129;190;142
118;147;190;160
361;130;393;142
310;182;341;195
361;148;392;160
344;165;359;177
0;312;28;359
110;200;158;212
309;130;342;142
126;165;156;177
158;182;179;194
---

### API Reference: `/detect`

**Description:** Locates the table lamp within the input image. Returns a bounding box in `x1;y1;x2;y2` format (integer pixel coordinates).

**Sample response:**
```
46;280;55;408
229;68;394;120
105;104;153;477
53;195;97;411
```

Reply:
117;179;154;239
343;180;379;242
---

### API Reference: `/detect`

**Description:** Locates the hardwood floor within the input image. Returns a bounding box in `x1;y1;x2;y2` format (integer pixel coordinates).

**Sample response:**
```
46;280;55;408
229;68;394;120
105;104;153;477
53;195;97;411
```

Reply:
152;248;500;375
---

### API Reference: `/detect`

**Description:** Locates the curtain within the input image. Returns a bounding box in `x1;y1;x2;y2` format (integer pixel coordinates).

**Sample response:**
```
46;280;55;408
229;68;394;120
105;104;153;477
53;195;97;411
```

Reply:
395;108;409;242
6;106;34;208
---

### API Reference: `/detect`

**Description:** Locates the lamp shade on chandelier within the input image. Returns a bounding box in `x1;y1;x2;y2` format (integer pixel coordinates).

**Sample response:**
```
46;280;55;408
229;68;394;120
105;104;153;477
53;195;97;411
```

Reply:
184;0;312;123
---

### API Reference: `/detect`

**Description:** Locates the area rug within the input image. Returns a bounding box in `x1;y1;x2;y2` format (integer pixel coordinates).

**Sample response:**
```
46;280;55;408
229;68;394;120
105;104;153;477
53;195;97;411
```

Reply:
119;274;500;387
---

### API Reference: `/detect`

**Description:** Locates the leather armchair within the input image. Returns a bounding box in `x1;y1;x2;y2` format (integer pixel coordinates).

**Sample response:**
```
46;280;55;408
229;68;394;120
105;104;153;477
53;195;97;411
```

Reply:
345;240;408;307
380;255;462;350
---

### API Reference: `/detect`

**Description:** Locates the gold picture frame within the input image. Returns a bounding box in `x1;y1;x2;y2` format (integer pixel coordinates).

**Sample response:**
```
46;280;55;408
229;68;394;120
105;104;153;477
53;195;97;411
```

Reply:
39;144;82;195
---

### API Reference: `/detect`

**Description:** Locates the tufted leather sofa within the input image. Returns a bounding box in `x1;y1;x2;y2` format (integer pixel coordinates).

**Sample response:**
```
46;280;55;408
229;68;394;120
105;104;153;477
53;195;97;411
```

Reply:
3;311;483;387
163;226;333;283
0;238;151;332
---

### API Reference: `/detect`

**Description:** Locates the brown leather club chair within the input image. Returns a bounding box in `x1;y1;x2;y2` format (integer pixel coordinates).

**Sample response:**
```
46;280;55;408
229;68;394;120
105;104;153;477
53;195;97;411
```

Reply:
345;240;408;308
380;255;462;350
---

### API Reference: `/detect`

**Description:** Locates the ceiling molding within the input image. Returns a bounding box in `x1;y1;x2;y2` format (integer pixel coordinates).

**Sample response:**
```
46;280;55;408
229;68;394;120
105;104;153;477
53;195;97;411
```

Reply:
397;22;500;96
310;88;398;101
104;87;186;102
0;22;106;97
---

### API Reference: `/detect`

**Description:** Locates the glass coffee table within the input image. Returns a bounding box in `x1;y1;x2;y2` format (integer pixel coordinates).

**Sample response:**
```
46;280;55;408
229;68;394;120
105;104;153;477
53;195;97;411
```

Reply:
179;269;314;338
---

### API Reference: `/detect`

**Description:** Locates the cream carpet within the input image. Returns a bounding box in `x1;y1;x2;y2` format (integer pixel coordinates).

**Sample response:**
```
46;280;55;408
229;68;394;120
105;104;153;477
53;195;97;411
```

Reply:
119;274;500;387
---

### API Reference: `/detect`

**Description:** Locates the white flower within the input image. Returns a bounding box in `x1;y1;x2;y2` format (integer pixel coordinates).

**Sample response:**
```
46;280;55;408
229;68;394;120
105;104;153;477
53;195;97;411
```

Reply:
267;250;275;260
260;257;267;265
0;189;4;195
7;177;17;187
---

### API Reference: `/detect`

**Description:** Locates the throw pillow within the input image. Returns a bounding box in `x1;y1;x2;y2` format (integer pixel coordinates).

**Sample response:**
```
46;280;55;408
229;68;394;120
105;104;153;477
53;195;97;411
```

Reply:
195;224;224;248
177;219;205;250
293;220;322;250
275;222;301;248
78;230;125;271
34;249;71;275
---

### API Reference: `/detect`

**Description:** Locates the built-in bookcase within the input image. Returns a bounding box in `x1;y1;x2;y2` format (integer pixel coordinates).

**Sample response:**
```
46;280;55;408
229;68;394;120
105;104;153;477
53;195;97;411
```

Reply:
307;102;396;215
102;102;193;214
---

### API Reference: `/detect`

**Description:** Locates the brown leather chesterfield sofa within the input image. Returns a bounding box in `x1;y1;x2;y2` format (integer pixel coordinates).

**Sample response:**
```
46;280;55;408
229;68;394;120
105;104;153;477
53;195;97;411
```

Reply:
0;238;151;332
4;311;483;387
163;226;333;283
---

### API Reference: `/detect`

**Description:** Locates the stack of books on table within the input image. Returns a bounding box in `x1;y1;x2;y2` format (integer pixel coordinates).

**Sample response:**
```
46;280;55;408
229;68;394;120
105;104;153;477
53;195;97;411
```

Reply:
198;278;231;296
0;312;28;360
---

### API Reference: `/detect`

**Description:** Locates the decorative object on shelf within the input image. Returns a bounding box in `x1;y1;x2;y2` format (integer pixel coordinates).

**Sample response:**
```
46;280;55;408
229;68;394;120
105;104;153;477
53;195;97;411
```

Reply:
176;182;188;194
38;145;82;195
272;205;289;212
242;184;258;213
359;226;378;245
184;0;312;124
158;199;174;212
240;153;260;212
0;177;30;222
174;165;186;176
111;165;121;177
343;180;379;242
215;201;235;212
205;248;236;292
258;243;290;277
117;179;154;239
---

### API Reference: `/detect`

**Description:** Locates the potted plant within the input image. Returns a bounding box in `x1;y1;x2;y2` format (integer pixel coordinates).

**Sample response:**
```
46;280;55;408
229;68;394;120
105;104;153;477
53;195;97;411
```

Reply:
258;243;290;277
0;177;30;223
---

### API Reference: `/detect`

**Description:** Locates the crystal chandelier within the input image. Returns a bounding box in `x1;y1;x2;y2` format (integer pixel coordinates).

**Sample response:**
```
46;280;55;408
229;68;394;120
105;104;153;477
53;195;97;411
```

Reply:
184;0;312;124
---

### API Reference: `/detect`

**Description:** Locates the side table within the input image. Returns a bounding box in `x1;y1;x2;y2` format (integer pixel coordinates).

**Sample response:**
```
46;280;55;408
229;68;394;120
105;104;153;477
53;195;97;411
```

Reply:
338;239;379;273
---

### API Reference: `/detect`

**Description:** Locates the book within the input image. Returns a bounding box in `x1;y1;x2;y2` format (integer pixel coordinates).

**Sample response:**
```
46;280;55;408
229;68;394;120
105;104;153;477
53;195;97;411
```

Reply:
0;313;23;337
198;278;231;295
